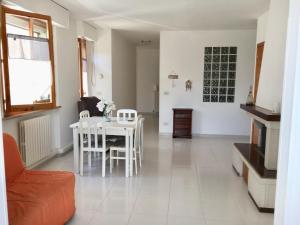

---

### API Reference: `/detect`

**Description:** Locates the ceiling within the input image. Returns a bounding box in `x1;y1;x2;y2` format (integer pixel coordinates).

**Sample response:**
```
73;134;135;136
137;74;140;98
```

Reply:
54;0;270;44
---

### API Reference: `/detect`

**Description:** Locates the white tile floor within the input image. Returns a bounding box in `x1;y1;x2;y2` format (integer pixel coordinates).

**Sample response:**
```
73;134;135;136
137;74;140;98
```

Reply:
37;115;274;225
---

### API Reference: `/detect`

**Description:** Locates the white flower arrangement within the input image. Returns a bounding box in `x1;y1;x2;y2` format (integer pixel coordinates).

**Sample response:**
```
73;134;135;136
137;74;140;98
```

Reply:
96;98;116;116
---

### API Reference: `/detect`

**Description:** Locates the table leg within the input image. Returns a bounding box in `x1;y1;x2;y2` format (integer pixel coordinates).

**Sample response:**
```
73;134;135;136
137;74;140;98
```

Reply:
73;128;79;173
129;129;133;177
141;122;144;160
125;129;129;177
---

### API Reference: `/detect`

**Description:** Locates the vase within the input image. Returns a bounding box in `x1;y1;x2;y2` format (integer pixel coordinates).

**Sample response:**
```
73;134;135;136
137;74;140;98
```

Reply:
246;86;254;106
104;112;111;122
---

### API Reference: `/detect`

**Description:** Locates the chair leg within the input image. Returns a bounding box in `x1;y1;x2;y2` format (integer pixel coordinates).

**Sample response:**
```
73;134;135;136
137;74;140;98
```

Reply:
134;149;138;175
102;151;106;177
112;151;115;169
80;150;84;176
88;152;92;167
117;151;119;166
138;146;142;168
110;150;113;173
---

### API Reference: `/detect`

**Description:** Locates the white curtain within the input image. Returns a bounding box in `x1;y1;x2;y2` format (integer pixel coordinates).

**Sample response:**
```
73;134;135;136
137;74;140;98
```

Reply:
7;34;50;61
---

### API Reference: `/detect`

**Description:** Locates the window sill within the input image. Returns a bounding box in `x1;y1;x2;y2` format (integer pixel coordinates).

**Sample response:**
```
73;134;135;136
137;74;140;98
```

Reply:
3;106;61;120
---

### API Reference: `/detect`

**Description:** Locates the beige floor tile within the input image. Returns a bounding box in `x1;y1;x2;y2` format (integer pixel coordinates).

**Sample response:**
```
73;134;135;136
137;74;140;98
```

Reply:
128;214;167;225
38;115;273;225
89;213;130;225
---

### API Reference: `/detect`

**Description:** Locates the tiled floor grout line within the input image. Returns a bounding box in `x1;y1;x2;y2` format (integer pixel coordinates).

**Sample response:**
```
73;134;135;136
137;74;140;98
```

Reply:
194;162;207;225
165;144;175;225
125;178;142;225
85;182;113;225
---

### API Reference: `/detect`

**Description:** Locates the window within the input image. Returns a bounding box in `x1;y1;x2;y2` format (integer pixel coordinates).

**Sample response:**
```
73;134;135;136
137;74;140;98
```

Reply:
1;7;56;115
78;38;89;97
203;46;237;103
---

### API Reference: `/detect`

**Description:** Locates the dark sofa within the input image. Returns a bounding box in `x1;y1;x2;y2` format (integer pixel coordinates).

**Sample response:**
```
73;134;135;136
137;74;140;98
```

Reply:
77;96;104;117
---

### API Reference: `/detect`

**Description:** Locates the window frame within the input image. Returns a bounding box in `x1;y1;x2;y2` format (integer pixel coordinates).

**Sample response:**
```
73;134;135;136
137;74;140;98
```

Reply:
78;38;87;97
1;6;56;116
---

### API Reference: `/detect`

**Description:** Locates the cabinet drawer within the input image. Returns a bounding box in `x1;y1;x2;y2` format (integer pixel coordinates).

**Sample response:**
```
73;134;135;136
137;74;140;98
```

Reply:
174;118;190;123
174;113;191;119
173;129;189;137
174;123;190;129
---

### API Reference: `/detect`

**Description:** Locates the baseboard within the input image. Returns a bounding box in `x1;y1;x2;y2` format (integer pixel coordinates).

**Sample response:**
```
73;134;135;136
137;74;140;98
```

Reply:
232;165;241;176
193;134;250;139
159;132;172;136
56;143;73;155
139;112;159;115
29;143;73;169
159;132;249;139
248;191;274;213
28;151;57;169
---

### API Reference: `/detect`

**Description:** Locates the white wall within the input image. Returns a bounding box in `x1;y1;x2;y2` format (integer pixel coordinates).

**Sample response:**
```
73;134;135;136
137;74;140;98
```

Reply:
159;30;256;136
77;21;97;42
256;12;269;44
2;16;80;153
136;46;159;113
90;29;112;101
256;0;289;111
89;29;137;110
54;17;80;151
274;0;298;224
111;30;136;109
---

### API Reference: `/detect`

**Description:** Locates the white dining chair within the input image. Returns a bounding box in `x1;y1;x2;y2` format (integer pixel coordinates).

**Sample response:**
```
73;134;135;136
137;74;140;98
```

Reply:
79;110;99;157
117;109;137;124
109;117;142;175
79;110;90;118
79;118;109;177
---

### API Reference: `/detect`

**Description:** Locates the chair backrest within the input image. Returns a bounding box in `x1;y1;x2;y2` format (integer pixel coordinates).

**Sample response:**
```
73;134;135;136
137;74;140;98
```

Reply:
3;133;25;183
117;109;137;124
79;118;106;152
79;110;90;119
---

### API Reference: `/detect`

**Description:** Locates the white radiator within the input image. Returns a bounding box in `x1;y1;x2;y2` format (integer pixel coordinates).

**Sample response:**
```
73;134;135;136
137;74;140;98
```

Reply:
19;115;53;167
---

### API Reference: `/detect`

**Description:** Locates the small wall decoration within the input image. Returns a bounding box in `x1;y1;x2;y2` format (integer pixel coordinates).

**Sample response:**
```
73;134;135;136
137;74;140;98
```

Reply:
185;80;192;91
168;71;179;88
202;46;238;103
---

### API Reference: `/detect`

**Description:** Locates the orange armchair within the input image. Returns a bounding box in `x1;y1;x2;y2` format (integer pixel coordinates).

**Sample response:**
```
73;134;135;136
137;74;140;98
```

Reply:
3;133;75;225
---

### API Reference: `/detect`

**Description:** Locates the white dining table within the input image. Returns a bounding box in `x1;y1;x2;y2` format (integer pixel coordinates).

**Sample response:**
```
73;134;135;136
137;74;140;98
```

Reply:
70;117;135;177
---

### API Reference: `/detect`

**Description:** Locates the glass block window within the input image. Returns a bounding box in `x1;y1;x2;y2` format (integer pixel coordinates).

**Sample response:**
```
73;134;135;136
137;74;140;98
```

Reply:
203;46;237;103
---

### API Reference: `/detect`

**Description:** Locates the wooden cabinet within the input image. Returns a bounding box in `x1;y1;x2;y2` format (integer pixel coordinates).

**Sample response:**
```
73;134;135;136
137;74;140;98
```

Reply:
172;108;193;138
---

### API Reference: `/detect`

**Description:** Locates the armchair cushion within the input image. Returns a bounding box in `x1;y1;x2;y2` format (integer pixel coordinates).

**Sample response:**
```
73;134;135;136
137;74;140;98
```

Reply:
7;170;75;225
3;134;25;183
3;133;75;225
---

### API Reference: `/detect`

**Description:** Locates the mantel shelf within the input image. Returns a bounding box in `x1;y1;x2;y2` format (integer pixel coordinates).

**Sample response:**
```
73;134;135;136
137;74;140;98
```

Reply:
240;104;280;122
234;143;277;179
